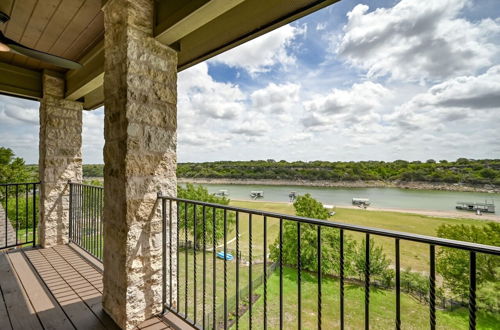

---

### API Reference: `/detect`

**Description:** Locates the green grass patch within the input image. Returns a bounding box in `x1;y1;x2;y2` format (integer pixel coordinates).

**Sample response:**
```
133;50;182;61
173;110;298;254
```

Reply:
235;267;499;329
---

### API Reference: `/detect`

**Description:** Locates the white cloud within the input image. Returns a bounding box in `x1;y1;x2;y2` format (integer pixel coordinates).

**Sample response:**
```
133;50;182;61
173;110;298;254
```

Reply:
301;81;392;128
210;24;306;75
336;0;500;82
250;82;300;114
389;65;500;130
178;62;246;120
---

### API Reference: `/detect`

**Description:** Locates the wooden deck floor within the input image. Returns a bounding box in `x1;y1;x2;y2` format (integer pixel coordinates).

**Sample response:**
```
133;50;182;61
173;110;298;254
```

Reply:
0;245;174;330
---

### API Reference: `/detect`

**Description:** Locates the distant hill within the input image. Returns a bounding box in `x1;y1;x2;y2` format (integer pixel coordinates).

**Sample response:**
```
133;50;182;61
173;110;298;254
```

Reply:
80;159;500;186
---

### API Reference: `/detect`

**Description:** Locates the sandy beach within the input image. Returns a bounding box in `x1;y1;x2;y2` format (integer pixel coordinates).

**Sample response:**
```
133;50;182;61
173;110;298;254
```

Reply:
339;204;500;222
232;198;500;222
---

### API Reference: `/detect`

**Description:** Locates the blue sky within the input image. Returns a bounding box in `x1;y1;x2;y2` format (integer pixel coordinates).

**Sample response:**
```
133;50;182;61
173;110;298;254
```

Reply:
1;0;499;164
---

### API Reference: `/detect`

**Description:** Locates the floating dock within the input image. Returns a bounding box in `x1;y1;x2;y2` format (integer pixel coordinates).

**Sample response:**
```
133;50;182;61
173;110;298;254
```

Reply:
352;198;370;207
456;201;495;213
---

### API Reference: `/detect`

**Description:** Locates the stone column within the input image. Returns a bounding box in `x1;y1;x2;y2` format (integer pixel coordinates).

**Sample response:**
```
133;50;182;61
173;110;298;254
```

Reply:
102;0;178;329
39;72;83;248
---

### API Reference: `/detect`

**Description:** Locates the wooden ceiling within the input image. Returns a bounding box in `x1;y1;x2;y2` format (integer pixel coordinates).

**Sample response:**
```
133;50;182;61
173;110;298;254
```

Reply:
0;0;339;109
0;0;103;72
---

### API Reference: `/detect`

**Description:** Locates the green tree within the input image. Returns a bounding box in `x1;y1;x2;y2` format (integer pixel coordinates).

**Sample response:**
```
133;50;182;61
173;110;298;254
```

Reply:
436;223;500;302
177;184;236;248
352;238;391;279
0;147;34;183
270;194;358;275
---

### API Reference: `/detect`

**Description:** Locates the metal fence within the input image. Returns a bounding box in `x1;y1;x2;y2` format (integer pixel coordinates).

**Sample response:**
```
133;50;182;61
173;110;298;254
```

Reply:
69;182;104;261
159;196;500;330
0;182;39;250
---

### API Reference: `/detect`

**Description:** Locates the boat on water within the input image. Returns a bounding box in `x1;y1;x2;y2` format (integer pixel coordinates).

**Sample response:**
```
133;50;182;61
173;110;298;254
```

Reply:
289;191;297;202
352;198;370;207
456;200;495;213
214;189;229;197
250;191;264;199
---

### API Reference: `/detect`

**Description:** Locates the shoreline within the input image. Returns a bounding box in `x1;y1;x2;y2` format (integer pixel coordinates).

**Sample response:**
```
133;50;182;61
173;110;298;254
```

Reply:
231;199;500;222
178;177;500;193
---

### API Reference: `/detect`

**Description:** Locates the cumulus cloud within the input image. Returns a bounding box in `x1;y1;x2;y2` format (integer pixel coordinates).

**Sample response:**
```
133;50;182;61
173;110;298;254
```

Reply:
250;82;300;114
178;62;246;120
210;24;306;75
389;65;500;130
336;0;500;82
301;81;392;128
0;96;39;125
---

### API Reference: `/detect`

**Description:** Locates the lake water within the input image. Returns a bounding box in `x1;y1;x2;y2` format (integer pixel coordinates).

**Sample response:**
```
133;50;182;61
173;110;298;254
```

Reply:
190;183;500;213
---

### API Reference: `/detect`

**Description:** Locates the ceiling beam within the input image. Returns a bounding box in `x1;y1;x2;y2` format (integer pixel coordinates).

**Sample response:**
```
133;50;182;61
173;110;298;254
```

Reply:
155;0;245;46
0;62;42;100
65;40;104;103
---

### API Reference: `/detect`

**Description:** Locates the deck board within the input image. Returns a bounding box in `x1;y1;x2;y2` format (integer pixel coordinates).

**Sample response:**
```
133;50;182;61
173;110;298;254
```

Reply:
7;251;75;330
25;249;108;330
0;253;43;330
0;245;175;330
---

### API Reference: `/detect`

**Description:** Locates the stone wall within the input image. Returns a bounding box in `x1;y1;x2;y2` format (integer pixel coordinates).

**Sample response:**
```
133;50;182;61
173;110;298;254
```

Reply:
102;0;178;329
39;73;83;248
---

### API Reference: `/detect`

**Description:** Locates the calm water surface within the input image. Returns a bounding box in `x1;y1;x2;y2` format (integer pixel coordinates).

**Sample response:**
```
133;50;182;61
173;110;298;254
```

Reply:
189;183;500;213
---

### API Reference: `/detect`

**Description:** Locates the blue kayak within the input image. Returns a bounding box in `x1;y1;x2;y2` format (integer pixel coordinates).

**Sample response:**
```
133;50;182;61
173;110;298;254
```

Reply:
216;251;234;261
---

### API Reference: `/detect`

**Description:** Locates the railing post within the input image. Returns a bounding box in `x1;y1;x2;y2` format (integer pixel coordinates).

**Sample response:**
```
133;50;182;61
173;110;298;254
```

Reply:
68;181;73;242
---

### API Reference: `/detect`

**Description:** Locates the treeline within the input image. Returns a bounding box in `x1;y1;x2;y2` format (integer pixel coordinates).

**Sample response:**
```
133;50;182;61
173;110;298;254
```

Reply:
177;159;500;185
80;159;500;185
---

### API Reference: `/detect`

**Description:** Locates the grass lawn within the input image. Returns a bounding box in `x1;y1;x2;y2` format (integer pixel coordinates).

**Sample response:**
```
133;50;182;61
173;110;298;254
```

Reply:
176;248;265;328
235;267;499;330
228;200;496;272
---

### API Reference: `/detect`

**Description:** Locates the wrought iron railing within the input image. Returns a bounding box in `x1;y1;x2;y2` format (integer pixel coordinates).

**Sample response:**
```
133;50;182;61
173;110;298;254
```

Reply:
158;196;500;330
0;182;39;249
68;182;104;261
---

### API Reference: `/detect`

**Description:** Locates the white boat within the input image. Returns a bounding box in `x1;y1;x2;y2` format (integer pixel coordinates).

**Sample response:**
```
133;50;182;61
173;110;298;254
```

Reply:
352;198;370;207
250;191;264;199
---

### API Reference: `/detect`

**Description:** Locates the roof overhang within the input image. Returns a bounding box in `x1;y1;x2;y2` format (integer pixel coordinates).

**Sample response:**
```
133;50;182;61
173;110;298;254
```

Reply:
0;0;339;109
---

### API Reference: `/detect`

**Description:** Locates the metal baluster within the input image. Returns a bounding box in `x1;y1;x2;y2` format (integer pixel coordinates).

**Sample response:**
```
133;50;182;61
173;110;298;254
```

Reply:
469;251;476;330
176;201;180;312
263;215;267;330
202;205;206;329
15;185;18;245
224;209;227;330
69;183;73;242
162;196;167;313
298;222;302;330
32;184;37;246
429;245;436;330
235;211;240;329
212;207;217;329
317;225;322;330
193;204;197;324
185;202;188;318
170;200;174;308
4;186;7;246
365;234;370;330
340;229;344;330
279;218;283;330
395;239;401;330
249;214;253;330
25;185;28;243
